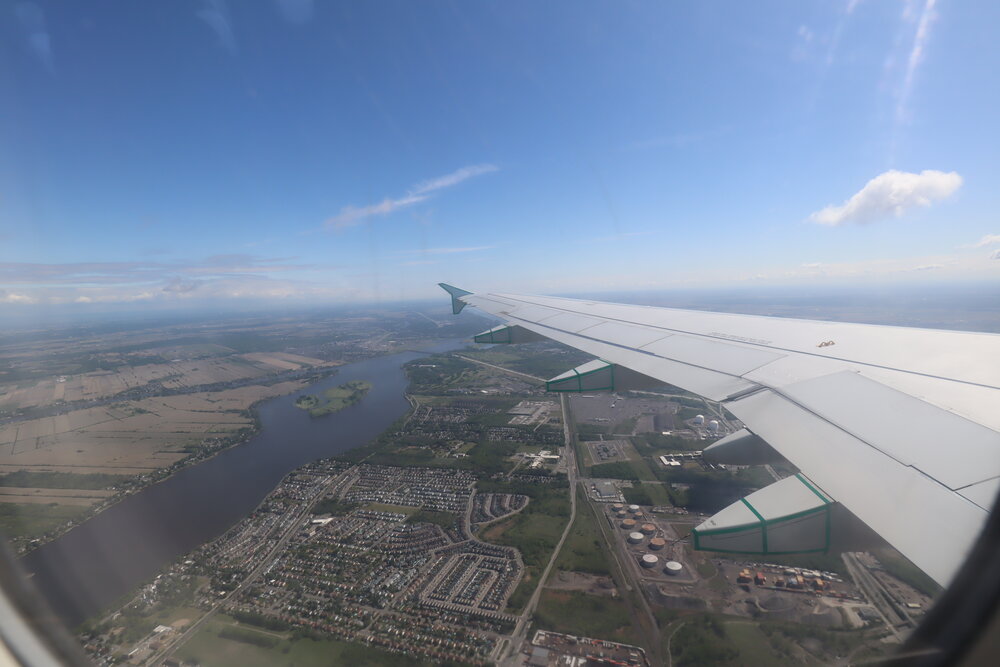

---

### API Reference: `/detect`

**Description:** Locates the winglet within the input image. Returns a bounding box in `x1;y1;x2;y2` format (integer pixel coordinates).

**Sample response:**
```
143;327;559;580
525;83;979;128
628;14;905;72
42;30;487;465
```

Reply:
439;283;473;314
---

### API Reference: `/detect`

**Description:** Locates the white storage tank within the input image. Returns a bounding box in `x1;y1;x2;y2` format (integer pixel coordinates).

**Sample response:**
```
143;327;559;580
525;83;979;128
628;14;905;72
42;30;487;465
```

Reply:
640;554;659;568
627;531;644;544
627;504;640;513
665;561;683;575
693;415;705;426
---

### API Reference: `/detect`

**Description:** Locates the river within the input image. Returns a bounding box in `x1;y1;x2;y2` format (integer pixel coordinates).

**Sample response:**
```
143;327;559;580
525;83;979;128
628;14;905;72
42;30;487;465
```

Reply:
19;342;462;628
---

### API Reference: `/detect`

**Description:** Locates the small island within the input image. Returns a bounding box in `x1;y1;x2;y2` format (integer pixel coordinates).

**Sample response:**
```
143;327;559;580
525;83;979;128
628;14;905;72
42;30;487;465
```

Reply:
294;380;371;417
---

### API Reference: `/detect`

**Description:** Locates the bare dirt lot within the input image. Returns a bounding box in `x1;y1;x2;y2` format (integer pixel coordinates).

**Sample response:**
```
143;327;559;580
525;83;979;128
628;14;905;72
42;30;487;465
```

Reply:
546;570;619;597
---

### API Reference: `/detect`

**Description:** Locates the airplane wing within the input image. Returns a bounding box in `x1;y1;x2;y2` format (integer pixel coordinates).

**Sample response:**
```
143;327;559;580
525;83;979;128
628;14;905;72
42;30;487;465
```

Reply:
440;284;1000;587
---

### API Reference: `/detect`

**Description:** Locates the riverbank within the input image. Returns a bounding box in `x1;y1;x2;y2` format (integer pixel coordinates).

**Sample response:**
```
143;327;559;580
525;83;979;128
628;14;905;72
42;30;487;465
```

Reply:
9;368;342;557
20;343;463;628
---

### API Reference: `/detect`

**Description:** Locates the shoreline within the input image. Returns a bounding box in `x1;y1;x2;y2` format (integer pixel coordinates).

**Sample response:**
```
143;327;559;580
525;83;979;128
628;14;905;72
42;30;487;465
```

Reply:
11;366;343;558
77;368;426;631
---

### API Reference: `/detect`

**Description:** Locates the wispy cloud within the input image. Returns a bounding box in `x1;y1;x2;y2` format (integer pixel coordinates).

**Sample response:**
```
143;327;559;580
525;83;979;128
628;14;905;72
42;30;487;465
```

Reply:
273;0;313;24
991;249;1000;261
810;169;961;226
15;2;54;73
896;0;938;125
965;234;1000;248
325;164;498;230
411;164;498;196
0;289;37;304
197;0;238;55
326;194;429;231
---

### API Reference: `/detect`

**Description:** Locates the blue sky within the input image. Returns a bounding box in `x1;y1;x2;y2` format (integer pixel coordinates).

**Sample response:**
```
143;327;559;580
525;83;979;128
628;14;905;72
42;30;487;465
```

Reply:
2;0;999;310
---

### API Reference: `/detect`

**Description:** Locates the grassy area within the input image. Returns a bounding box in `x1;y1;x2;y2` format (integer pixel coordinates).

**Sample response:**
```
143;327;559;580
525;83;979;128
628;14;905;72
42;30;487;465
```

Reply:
533;590;641;645
174;616;430;667
553;487;611;576
0;470;130;489
407;509;457;529
477;478;571;612
294;380;371;417
310;499;358;516
0;503;91;540
621;482;671;506
458;342;593;380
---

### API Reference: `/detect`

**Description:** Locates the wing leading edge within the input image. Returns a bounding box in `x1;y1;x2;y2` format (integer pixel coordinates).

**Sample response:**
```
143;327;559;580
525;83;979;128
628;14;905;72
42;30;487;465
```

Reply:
439;284;1000;587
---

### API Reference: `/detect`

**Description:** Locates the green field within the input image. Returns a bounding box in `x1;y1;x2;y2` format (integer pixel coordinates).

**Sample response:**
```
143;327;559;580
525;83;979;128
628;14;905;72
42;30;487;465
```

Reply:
553;487;611;575
0;503;91;540
476;478;571;612
362;503;419;516
621;482;671;506
667;616;810;667
407;509;458;528
174;616;429;667
533;590;641;645
294;380;371;417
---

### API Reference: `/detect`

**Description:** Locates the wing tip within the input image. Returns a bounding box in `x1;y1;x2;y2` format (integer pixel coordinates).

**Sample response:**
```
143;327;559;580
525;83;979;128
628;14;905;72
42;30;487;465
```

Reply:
439;283;473;314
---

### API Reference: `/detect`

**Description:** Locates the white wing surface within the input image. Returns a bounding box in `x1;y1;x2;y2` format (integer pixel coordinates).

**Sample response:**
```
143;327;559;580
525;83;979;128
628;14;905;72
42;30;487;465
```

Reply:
440;284;1000;587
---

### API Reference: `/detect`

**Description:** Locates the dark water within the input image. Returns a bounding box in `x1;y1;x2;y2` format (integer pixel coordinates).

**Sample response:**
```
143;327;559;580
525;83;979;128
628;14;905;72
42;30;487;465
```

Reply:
19;342;461;628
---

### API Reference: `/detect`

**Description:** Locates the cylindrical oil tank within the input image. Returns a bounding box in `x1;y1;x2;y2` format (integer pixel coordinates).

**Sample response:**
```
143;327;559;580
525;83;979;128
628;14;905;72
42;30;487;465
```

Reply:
621;519;637;529
632;512;645;520
665;561;683;575
612;503;624;512
627;532;644;544
615;511;628;519
640;523;656;535
649;538;666;550
640;554;659;568
628;504;640;513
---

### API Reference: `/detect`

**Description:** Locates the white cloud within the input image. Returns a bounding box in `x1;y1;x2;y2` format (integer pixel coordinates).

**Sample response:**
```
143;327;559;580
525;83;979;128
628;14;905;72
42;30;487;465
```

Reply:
326;194;428;230
810;169;961;226
897;0;938;124
198;0;238;55
409;164;498;196
0;290;37;304
911;263;944;271
325;164;498;230
969;234;1000;248
991;249;1000;260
